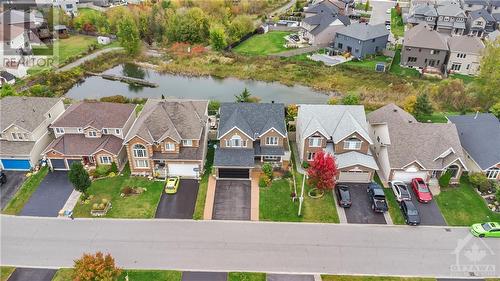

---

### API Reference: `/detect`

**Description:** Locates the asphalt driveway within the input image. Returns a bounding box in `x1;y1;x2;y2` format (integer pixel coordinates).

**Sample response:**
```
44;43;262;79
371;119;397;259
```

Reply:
0;171;26;210
7;268;56;281
182;272;227;281
267;274;315;281
20;171;73;217
212;180;250;220
342;183;386;224
155;179;199;219
409;187;447;226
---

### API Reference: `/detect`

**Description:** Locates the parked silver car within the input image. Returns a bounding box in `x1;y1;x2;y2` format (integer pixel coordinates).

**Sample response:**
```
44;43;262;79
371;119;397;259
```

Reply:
389;181;411;202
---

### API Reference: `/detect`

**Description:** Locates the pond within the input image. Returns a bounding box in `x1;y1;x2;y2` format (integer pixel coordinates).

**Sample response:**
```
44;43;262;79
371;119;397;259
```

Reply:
66;63;330;104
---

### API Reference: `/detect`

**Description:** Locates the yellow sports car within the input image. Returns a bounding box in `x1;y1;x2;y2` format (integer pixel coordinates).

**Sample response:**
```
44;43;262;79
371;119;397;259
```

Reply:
165;177;180;194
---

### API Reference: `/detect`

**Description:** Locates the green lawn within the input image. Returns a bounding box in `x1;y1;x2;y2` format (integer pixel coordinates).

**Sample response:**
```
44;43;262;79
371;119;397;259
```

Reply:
2;167;48;215
72;171;163;218
52;268;182;281
260;179;301;222
390;8;405;39
449;73;475;84
323;276;435;281
343;55;392;71
193;142;215;220
415;111;460;123
354;2;372;11
373;173;405;225
77;7;104;18
228;272;266;281
435;177;500;226
0;267;15;281
389;49;421;78
234;31;292;56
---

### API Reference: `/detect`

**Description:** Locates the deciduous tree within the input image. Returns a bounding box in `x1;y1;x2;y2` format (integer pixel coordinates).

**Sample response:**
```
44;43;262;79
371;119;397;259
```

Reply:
341;93;360;105
403;94;417;114
307;151;338;191
490;102;500;118
209;25;227;51
73;252;121;281
117;15;140;55
471;39;500;109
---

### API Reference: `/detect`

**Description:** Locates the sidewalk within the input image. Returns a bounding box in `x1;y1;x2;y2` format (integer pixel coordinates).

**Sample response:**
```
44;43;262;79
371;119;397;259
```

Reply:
250;171;260;221
203;175;217;220
57;189;81;218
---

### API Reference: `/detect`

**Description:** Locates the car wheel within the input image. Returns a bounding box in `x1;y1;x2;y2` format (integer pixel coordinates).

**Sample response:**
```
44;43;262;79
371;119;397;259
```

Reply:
479;234;485;238
371;203;375;210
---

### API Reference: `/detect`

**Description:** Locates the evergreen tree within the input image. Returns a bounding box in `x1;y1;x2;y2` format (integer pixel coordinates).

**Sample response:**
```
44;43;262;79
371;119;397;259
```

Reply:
68;161;91;195
414;93;433;118
235;88;252;102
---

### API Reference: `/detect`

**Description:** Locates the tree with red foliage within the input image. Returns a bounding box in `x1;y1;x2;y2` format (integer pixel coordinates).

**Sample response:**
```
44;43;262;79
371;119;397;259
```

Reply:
307;151;338;192
73;252;121;281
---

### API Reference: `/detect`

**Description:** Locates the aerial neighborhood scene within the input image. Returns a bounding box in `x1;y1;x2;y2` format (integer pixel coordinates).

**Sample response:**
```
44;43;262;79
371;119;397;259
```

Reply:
1;0;500;280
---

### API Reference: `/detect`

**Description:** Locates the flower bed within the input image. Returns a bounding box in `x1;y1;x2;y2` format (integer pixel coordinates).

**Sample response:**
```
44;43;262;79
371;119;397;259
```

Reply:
90;199;112;217
120;186;146;197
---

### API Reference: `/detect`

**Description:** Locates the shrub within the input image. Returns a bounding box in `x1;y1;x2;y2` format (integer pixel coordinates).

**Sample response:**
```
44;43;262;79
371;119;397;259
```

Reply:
108;172;116;177
73;252;121;281
110;162;118;173
259;175;270;187
302;161;310;169
341;93;360;105
496;188;500;203
327;97;338;105
95;165;111;177
262;163;273;179
469;172;490;193
283;170;292;179
439;170;452;188
100;95;128;103
490;102;500;118
92;203;99;209
68;161;91;195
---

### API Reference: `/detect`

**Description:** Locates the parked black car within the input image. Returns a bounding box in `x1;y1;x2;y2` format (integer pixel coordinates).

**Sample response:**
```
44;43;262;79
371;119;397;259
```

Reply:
335;184;351;208
367;182;388;213
0;171;6;186
400;200;420;226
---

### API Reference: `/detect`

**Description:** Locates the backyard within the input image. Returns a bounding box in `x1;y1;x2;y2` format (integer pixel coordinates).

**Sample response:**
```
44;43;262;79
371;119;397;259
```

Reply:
2;167;48;215
435;177;500;226
343;55;392;71
72;166;164;218
389;49;421;78
390;8;405;39
233;31;292;56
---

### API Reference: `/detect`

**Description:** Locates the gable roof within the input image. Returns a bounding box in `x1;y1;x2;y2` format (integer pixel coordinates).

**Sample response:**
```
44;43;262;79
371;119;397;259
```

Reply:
217;103;287;140
0;24;25;42
303;0;350;35
367;104;466;170
0;71;16;82
436;3;466;16
51;101;135;131
447;113;500;170
0;9;40;25
411;3;438;17
470;9;495;21
297;104;373;144
336;23;389;41
447;36;484;54
0;96;61;133
403;23;449;50
462;0;489;5
43;134;124;156
125;99;208;144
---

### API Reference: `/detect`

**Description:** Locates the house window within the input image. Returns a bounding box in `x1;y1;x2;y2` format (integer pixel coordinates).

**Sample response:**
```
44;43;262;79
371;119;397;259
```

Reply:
447;164;460;178
133;144;147;158
430;50;440;55
266;136;279;146
102;128;108;134
88;131;97;137
263;156;280;161
486;168;499;179
227;135;245;147
343;137;362;150
115;129;121;135
100;155;112;164
407;57;417;63
55;128;64;134
165;143;175;151
308;137;322;147
372;38;375;42
307;152;316;161
135;159;149;168
457;53;466;58
338;43;343;49
182;140;193;147
451;63;461;71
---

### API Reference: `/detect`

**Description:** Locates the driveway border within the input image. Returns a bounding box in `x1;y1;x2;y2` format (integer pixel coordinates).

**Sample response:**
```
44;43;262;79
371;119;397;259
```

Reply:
203;176;217;220
251;171;260;221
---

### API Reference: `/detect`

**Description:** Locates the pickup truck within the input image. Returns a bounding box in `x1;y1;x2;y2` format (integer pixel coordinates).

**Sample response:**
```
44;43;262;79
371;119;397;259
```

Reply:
367;182;388;213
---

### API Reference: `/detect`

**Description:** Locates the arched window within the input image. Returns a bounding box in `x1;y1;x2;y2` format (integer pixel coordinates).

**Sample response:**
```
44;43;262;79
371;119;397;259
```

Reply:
133;144;147;158
448;164;460;178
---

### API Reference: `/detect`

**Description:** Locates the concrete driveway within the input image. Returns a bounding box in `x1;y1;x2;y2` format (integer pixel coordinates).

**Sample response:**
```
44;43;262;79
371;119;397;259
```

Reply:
155;179;199;219
0;171;26;210
212;180;251;220
409;188;447;226
20;171;74;217
343;183;386;224
7;268;56;281
267;274;315;281
182;272;227;281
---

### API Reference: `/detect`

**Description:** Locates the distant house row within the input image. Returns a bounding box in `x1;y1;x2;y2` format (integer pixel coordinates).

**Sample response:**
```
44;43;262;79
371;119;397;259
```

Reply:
2;97;498;183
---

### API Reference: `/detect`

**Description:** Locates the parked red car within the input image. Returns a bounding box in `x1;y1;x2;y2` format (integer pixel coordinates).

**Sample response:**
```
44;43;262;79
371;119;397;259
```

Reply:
411;178;433;203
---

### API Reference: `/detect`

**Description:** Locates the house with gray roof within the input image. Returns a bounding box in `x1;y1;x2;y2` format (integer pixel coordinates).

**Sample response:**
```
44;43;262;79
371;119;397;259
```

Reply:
401;23;449;71
0;97;65;170
490;0;500;20
448;113;500;181
446;35;484;75
435;3;467;35
213;103;289;179
300;0;350;46
468;9;496;37
367;103;467;184
296;105;378;183
333;23;389;58
123;99;208;178
406;3;438;28
44;101;136;171
461;0;490;12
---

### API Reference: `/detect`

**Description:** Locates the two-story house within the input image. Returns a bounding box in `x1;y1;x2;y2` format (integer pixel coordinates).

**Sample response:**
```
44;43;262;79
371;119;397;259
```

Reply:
0;97;65;170
296;105;378;183
468;9;496;37
333;23;389;58
461;0;490;12
491;0;500;22
406;3;438;29
44;101;136;171
367;104;466;184
123;99;209;178
446;35;484;75
435;4;467;35
213;103;290;180
401;23;449;71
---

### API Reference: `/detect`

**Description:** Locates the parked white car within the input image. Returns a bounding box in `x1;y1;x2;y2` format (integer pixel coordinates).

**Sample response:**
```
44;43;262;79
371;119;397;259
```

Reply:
390;181;412;202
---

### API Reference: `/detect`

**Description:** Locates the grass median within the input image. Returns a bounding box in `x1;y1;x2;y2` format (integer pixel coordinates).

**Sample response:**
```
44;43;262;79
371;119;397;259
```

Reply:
193;142;215;220
2;166;48;215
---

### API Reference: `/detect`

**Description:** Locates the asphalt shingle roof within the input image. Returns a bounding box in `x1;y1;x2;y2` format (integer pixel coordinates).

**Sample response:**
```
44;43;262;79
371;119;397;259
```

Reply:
213;148;255;167
336;151;379;170
303;0;350;35
447;113;500;170
404;23;449;50
43;134;124;156
470;9;495;21
447;35;484;54
0;96;61;132
336;23;389;41
0;140;35;156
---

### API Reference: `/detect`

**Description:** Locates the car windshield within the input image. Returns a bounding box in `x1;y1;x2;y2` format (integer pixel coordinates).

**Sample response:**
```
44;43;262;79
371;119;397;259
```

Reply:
341;190;350;200
408;208;418;216
482;223;492;231
418;184;429;193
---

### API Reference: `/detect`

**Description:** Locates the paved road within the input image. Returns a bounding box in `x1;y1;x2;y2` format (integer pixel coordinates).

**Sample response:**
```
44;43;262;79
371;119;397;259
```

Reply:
0;171;25;210
2;215;500;278
56;47;123;73
369;0;395;25
7;268;56;281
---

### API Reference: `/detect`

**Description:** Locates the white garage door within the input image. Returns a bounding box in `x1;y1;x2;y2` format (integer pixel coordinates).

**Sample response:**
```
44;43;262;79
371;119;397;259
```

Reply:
392;171;428;183
338;171;372;183
167;163;199;178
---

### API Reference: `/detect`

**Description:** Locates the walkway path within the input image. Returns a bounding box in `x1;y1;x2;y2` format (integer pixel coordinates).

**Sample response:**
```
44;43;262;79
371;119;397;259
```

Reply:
2;215;499;278
56;47;123;73
57;190;81;218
